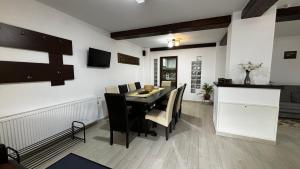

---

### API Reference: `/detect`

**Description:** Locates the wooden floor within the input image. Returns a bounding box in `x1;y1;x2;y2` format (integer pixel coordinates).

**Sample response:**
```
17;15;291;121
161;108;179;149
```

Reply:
39;101;300;169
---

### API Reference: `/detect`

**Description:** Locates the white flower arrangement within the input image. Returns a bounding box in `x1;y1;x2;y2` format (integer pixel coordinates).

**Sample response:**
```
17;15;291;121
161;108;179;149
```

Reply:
240;61;263;72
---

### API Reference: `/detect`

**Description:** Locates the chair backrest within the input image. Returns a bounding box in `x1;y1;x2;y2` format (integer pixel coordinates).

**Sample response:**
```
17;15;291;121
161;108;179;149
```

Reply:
104;93;129;132
135;82;141;89
128;83;136;91
118;84;129;94
174;87;183;113
181;83;187;100
177;84;187;112
165;89;178;125
0;144;8;164
161;81;172;87
105;86;119;94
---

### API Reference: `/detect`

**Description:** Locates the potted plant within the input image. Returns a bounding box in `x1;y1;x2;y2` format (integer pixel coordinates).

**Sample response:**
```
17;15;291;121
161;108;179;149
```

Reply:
202;83;213;100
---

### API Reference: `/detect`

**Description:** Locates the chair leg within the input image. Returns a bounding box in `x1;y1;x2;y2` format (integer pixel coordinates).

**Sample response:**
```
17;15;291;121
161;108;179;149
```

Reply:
110;130;113;145
179;108;182;118
138;119;141;136
173;119;176;130
145;120;148;137
152;122;157;128
126;132;129;149
169;123;172;133
165;126;169;141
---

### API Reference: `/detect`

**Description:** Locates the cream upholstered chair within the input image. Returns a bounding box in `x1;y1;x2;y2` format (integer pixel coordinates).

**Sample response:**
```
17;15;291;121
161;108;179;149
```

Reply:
105;86;119;94
161;81;172;87
145;89;178;140
128;83;136;91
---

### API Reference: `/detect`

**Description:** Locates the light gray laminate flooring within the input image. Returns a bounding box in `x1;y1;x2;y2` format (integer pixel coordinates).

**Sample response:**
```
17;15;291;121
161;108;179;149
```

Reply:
38;101;300;169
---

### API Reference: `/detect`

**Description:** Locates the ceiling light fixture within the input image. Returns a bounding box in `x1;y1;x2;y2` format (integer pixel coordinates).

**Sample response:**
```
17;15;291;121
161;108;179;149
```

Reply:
136;0;145;4
168;39;180;48
168;41;174;48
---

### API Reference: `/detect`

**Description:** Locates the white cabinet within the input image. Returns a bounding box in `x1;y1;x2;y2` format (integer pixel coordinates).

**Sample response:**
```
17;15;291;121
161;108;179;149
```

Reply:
214;87;280;143
218;103;278;141
213;86;218;128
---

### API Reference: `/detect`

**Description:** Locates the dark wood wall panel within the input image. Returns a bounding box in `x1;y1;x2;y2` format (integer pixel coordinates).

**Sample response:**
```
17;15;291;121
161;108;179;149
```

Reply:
0;23;74;86
0;23;72;55
118;53;140;65
0;61;74;84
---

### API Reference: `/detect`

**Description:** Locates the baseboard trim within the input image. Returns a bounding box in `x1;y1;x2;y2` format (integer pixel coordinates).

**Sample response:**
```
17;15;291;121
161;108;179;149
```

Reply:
216;131;276;145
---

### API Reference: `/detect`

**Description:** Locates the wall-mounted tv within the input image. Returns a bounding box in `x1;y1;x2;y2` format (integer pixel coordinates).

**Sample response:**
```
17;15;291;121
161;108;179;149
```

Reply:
87;48;111;68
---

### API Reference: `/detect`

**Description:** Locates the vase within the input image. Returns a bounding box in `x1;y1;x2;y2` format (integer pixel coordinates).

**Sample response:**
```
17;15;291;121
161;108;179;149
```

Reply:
244;70;251;85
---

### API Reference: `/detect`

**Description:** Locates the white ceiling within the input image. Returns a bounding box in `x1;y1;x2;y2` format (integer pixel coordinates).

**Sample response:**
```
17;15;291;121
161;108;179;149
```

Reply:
36;0;300;48
37;0;248;32
128;28;227;48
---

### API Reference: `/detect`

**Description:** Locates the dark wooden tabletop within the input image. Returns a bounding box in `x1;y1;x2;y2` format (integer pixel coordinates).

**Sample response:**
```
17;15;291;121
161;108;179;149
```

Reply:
126;87;174;105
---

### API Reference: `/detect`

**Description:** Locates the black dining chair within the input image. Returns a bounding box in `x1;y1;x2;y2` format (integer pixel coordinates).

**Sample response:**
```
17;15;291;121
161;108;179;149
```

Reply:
171;86;183;130
104;93;140;148
118;84;129;94
135;82;141;89
178;84;187;118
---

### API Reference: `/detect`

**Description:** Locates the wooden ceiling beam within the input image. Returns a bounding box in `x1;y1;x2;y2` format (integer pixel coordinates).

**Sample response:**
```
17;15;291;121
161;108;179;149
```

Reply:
276;6;300;22
111;16;231;40
242;0;278;19
150;43;216;52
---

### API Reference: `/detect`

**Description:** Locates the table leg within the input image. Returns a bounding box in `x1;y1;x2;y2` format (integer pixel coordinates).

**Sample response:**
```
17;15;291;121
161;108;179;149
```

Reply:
130;103;158;136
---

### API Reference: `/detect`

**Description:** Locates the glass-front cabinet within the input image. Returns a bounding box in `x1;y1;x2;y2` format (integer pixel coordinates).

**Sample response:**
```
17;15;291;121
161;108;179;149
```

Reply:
160;56;178;87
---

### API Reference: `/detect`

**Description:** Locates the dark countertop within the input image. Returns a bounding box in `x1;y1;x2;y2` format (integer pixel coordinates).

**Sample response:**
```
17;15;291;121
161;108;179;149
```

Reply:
214;82;283;89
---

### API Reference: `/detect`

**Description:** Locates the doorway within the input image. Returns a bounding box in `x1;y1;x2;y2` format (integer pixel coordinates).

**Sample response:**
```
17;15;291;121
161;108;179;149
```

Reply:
160;56;178;87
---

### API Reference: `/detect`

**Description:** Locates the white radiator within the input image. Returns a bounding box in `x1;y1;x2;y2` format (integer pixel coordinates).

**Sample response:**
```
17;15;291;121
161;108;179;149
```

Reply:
0;97;99;151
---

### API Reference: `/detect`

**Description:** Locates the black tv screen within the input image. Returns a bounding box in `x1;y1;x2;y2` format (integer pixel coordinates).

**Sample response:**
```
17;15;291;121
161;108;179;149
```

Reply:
87;48;111;68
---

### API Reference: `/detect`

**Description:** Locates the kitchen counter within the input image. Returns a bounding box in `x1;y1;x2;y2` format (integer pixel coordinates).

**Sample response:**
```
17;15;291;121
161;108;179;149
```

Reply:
213;84;281;144
214;82;283;89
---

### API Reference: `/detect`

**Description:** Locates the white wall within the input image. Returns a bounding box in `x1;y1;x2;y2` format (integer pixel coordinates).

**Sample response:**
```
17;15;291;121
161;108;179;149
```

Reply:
150;47;217;101
0;0;145;117
226;7;277;84
215;44;227;80
271;36;300;85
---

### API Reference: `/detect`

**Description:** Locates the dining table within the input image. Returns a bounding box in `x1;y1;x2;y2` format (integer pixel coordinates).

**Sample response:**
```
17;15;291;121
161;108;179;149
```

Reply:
125;87;174;136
